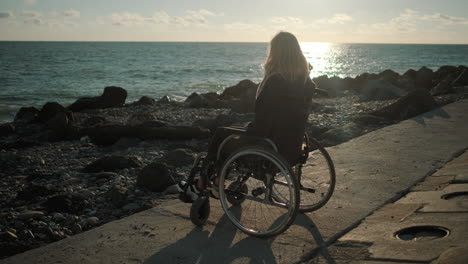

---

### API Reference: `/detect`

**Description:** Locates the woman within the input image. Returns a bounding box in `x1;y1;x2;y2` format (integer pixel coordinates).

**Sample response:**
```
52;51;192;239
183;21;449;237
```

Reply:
178;31;317;201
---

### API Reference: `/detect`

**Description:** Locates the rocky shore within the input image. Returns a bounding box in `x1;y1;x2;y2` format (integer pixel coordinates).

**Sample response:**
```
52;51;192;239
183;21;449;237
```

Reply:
1;66;467;258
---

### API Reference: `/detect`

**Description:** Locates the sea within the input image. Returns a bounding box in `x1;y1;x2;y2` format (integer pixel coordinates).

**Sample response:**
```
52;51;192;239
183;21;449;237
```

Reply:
1;42;468;123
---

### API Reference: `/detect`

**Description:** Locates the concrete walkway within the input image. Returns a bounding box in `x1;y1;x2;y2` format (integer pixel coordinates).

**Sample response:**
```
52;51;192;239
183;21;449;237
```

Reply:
2;99;468;264
322;150;468;263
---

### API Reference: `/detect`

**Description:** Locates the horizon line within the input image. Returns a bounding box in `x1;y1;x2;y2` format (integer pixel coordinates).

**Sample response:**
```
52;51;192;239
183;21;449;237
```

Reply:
1;40;468;45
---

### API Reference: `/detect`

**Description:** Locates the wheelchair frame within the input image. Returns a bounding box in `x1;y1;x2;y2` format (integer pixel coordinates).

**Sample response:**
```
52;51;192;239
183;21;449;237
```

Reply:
184;131;336;237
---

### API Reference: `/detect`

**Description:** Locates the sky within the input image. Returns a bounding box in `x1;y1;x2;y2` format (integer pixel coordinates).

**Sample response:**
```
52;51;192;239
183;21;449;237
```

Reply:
1;0;468;43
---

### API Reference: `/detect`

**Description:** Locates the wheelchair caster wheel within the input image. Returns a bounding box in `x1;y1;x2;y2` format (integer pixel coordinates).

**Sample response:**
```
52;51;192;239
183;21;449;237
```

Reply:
226;182;248;205
190;196;210;226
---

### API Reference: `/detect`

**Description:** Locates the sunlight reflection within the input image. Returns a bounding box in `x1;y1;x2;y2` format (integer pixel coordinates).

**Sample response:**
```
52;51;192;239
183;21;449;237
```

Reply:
301;42;336;78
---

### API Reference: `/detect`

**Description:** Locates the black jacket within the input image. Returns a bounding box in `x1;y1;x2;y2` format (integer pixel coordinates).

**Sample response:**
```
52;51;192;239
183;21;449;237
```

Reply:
247;73;316;165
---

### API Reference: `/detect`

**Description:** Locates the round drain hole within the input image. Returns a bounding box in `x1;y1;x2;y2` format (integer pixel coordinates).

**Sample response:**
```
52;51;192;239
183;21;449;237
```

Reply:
395;226;449;241
441;191;468;200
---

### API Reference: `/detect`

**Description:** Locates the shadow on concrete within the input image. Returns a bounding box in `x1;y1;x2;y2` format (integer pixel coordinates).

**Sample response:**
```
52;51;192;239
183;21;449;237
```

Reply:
144;211;335;264
143;211;277;264
412;108;451;126
294;214;336;264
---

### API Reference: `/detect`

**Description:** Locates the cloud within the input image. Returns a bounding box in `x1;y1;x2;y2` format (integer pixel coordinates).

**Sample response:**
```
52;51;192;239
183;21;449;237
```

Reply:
316;13;353;25
270;16;303;25
110;9;220;26
0;11;14;19
63;9;80;18
21;10;42;18
173;9;220;25
148;11;170;24
358;8;468;35
359;9;419;33
422;13;468;25
23;17;44;25
224;22;266;32
111;12;147;26
24;0;37;5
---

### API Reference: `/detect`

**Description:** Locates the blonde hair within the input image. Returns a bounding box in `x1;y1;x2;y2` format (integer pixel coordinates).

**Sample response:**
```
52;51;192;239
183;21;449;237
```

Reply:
257;32;309;97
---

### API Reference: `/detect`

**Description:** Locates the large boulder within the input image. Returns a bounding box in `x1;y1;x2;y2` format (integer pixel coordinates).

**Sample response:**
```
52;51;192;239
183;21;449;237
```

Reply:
403;69;417;79
220;80;258;99
371;89;438;121
68;86;127;112
436;65;459;77
312;75;346;97
135;96;156;106
185;92;225;108
361;79;406;101
14;107;39;123
452;69;468;87
220;80;258;113
430;68;468;96
83;155;143;172
45;111;79;140
37;102;66;123
377;69;399;84
136;162;176;192
0;123;15;138
161;148;196;166
395;76;416;91
431;74;456;96
414;66;434;89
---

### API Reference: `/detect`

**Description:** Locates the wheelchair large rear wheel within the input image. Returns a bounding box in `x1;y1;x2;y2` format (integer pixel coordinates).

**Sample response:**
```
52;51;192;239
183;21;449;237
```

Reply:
297;137;336;213
218;146;299;238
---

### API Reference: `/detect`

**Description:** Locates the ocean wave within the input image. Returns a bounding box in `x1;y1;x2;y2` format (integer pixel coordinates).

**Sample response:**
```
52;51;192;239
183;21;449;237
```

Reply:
0;95;31;102
0;104;19;123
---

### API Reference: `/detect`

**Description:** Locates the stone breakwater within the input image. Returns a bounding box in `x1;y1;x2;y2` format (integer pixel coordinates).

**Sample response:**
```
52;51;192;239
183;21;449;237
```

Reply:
0;65;467;258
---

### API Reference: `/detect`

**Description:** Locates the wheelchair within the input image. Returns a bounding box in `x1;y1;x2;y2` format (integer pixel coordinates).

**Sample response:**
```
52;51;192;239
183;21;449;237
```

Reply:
180;131;336;238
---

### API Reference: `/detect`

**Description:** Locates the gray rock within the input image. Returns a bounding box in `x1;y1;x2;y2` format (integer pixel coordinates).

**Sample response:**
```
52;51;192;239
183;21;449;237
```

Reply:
83;155;143;173
185;92;224;108
86;217;99;226
162;148;196;166
106;185;128;207
135;96;156;105
370;89;438;121
37;102;66;123
431;74;456;95
415;66;434;89
68;86;127;112
137;162;176;192
371;89;438;121
452;69;468;87
122;203;140;212
361;79;406;101
17;211;45;220
70;223;82;234
0;123;15;138
0;231;18;241
14;107;39;123
95;172;118;179
52;213;66;221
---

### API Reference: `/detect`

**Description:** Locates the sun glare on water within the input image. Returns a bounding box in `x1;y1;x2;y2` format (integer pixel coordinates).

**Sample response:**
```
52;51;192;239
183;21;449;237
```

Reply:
301;42;336;78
